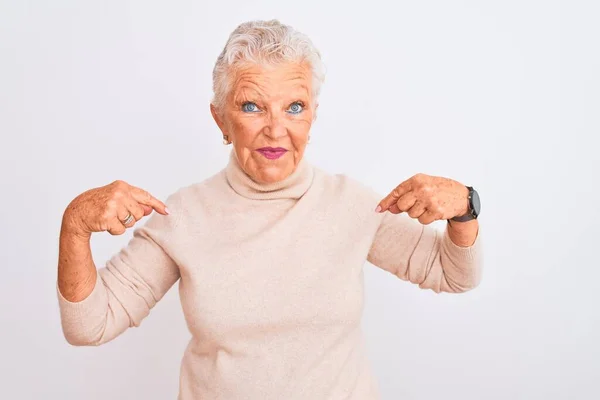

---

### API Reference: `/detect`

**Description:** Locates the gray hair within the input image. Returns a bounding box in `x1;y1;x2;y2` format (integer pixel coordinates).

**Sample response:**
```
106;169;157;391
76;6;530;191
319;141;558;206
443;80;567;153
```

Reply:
211;19;326;111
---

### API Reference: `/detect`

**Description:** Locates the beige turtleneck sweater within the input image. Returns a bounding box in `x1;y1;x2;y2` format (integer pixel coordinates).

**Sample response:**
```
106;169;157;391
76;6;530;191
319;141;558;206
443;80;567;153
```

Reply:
57;151;482;399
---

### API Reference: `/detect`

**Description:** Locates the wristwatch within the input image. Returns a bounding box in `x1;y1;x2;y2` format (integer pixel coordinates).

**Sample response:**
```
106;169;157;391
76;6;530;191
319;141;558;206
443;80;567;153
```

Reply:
451;186;480;222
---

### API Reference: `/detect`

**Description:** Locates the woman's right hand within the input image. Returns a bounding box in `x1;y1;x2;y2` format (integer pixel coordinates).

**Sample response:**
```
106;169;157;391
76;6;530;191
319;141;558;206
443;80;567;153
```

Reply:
62;180;169;238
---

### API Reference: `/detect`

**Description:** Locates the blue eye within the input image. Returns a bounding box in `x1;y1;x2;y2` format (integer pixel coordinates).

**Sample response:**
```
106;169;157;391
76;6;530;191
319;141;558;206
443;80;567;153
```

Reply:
242;102;259;113
287;102;304;114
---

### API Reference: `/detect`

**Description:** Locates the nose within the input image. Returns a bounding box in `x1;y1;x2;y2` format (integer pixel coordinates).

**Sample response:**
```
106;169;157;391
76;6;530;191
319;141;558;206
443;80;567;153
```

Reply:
263;113;287;140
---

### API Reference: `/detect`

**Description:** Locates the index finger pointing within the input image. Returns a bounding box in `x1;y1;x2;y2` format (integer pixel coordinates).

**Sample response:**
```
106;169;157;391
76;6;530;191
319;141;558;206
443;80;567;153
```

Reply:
130;187;169;215
376;180;412;213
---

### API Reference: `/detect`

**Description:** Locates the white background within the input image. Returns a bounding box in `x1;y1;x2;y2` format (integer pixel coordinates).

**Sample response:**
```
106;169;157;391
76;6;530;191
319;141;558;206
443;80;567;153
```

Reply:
1;0;599;399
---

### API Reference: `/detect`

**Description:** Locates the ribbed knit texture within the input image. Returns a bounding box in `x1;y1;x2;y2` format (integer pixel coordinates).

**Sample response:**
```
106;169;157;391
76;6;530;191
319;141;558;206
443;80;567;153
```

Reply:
58;150;482;399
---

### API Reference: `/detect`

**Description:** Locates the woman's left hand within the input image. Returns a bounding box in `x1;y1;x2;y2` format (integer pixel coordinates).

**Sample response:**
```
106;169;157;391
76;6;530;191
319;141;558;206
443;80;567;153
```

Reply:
375;173;470;225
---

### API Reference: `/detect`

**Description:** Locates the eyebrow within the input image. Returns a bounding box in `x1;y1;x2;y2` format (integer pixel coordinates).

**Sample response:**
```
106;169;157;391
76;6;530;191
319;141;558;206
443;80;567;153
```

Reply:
233;85;266;104
232;74;311;105
284;86;310;101
295;84;310;95
287;76;310;92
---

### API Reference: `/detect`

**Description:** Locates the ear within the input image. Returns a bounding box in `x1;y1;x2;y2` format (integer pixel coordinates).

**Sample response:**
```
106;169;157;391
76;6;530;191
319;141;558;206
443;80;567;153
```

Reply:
210;104;226;134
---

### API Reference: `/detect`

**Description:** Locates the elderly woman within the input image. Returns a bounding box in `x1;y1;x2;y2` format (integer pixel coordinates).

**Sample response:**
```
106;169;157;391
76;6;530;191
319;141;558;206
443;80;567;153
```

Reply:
57;19;482;399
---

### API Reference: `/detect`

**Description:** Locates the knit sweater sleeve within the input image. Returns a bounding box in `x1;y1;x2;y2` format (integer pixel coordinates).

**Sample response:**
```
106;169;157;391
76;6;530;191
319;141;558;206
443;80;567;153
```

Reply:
367;211;483;293
57;193;182;346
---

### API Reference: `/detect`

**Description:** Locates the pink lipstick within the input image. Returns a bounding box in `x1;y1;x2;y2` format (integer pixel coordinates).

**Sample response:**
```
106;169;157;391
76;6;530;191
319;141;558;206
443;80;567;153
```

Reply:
256;147;288;160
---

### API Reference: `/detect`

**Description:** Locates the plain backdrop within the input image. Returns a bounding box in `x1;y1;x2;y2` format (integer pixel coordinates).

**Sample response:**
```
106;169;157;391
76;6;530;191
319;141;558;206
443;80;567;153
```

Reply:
1;0;598;399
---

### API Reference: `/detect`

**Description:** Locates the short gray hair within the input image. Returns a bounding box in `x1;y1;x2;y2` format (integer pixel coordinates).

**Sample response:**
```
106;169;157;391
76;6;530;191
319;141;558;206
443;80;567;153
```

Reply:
211;19;326;111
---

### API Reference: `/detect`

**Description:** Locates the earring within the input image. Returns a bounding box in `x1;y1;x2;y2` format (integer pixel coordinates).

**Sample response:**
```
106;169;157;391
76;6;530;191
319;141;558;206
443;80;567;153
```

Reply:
222;135;230;145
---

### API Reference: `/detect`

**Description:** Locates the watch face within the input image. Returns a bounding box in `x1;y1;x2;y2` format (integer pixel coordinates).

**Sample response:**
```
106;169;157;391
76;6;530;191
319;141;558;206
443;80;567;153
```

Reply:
471;189;481;216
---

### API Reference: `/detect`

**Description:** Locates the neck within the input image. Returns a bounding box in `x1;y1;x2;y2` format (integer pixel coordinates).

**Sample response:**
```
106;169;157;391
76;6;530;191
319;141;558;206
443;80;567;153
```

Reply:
225;150;314;200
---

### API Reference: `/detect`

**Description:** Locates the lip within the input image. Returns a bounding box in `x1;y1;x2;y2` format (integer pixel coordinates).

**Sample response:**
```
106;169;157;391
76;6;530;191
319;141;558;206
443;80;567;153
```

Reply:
256;147;288;160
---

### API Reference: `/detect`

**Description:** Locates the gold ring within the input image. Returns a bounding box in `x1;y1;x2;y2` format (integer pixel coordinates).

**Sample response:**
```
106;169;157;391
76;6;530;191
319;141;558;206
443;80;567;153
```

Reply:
121;213;134;225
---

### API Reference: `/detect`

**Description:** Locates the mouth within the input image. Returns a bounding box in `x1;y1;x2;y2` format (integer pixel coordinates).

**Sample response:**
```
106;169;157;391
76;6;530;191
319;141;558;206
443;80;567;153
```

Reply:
256;147;288;160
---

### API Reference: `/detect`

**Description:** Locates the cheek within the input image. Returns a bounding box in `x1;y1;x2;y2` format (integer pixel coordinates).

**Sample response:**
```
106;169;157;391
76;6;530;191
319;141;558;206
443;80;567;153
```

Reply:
289;119;312;150
290;115;312;135
230;116;264;144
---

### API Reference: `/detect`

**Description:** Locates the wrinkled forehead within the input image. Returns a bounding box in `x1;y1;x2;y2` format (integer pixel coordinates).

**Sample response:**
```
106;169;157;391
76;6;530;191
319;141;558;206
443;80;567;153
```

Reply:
228;61;313;101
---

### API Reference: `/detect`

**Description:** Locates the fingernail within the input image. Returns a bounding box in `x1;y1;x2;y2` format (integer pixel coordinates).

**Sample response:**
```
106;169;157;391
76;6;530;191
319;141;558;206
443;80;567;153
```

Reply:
375;205;382;213
165;207;170;215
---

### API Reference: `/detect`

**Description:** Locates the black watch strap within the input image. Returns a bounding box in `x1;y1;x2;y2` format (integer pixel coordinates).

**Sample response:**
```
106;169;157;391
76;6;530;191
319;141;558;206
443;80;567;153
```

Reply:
450;186;479;222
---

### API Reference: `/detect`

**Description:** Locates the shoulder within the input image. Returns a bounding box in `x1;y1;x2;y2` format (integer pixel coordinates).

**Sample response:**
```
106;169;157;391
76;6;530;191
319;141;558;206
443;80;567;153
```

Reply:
308;167;386;240
162;169;229;219
312;167;384;214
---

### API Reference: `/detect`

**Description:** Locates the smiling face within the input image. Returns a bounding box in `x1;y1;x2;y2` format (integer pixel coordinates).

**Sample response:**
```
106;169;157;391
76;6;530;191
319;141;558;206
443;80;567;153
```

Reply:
211;62;316;184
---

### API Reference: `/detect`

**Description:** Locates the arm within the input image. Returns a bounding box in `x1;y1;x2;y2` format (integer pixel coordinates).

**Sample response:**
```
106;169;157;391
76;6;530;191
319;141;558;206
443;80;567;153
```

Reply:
368;210;482;294
57;194;181;346
447;218;479;247
371;173;483;293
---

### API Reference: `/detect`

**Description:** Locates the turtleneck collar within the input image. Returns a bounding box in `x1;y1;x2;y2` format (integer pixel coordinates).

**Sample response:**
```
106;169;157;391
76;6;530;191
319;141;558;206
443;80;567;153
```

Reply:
225;150;314;200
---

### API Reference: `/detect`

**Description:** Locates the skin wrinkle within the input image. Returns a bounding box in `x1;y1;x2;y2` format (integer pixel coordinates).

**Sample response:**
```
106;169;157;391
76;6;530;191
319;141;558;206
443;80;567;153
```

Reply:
211;61;315;184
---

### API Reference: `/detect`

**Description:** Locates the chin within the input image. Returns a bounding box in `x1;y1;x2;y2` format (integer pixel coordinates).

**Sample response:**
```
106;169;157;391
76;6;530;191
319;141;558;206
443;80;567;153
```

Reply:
254;164;293;184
